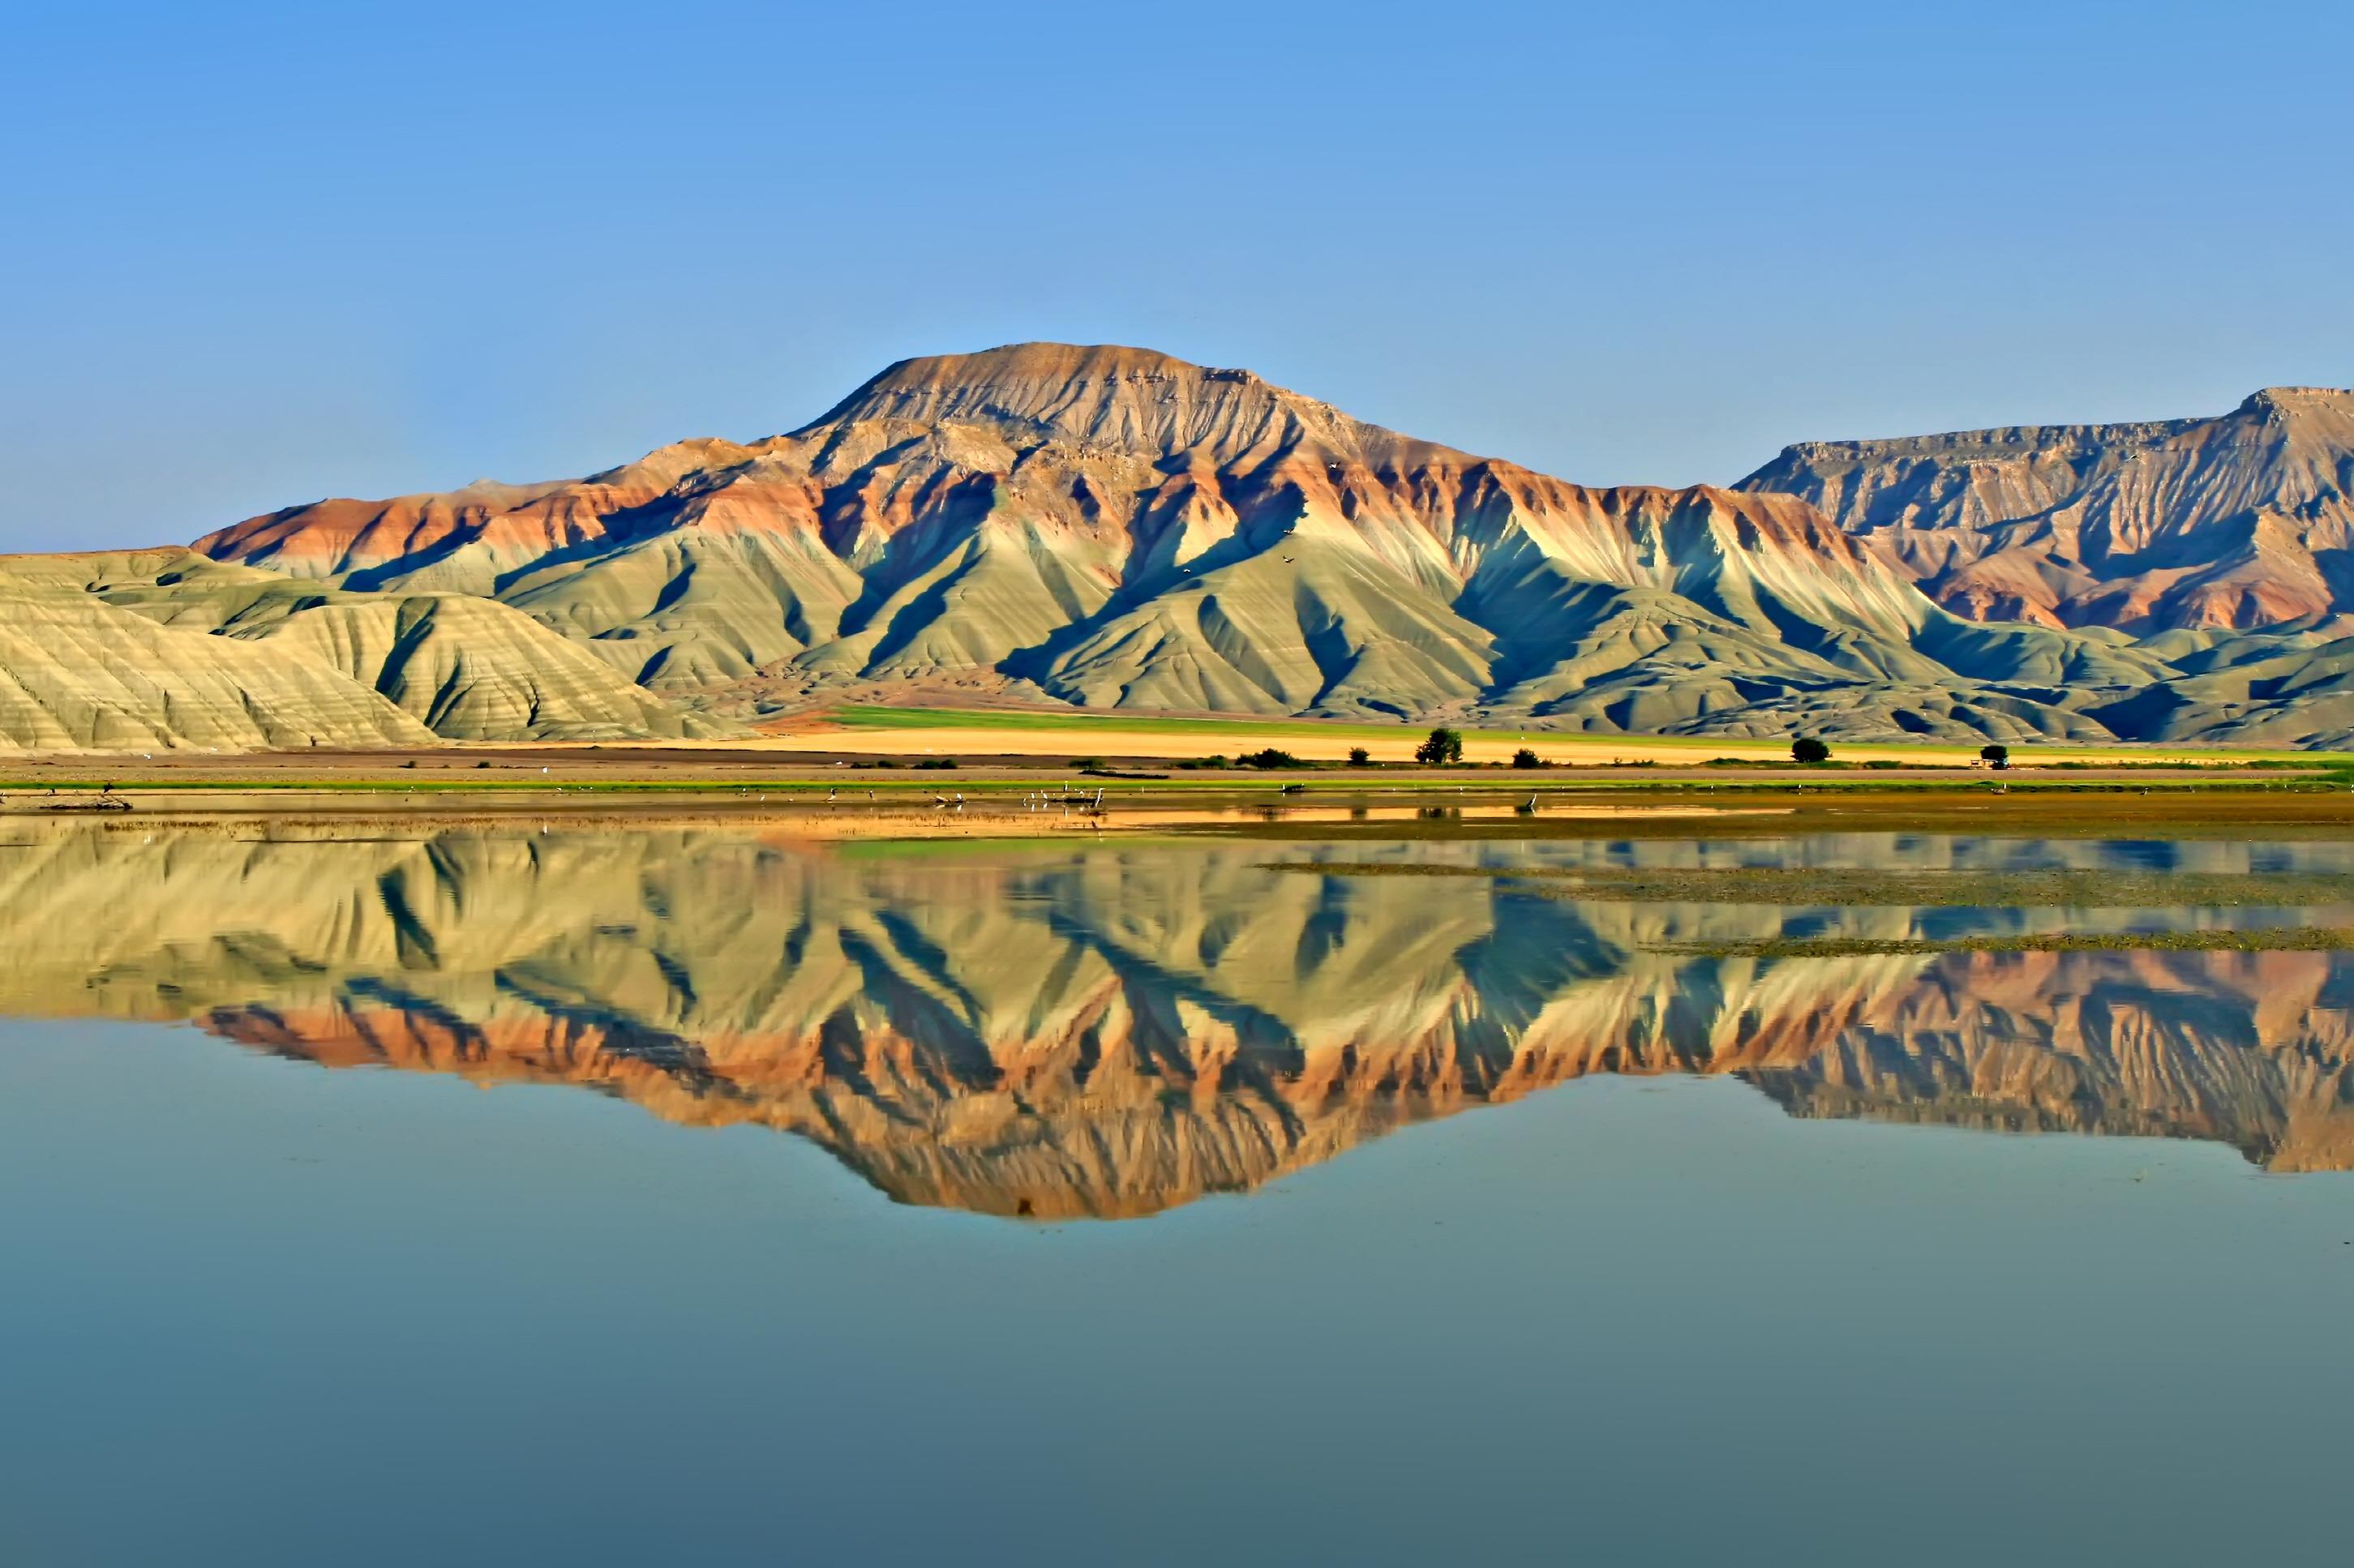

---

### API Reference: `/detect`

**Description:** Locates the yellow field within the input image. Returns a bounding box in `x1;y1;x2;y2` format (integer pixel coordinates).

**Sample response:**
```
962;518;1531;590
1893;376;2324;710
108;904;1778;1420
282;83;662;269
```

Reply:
676;709;2326;768
723;724;1868;765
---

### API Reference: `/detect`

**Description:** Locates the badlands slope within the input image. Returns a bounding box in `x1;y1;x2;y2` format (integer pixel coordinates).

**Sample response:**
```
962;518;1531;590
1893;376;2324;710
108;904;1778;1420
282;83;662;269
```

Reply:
6;346;2353;748
1741;386;2354;632
0;549;735;748
191;344;2146;745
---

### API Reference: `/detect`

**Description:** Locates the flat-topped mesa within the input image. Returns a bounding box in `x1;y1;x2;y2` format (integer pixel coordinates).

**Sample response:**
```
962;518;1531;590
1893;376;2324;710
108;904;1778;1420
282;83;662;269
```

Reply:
1761;417;2204;469
2233;384;2354;451
2244;383;2354;410
1759;385;2354;473
795;341;1471;469
1739;385;2354;635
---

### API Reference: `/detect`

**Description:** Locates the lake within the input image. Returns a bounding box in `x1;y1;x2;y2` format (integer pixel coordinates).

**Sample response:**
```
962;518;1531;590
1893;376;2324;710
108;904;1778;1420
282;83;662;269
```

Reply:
2;818;2349;1565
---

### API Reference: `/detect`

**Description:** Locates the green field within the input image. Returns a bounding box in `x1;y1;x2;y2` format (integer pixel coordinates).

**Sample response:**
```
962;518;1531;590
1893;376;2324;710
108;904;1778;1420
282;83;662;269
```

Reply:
818;705;1483;739
816;704;2354;764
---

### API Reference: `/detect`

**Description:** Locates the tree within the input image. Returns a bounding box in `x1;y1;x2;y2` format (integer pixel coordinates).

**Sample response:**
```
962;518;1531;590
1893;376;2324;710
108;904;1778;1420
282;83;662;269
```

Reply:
1347;746;1370;765
1790;736;1830;765
1415;727;1464;765
1979;743;2010;771
1511;747;1541;769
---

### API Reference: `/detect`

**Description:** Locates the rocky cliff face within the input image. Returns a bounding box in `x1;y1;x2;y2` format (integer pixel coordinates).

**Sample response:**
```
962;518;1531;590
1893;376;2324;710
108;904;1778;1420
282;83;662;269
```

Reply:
3;823;2346;1214
1739;386;2354;634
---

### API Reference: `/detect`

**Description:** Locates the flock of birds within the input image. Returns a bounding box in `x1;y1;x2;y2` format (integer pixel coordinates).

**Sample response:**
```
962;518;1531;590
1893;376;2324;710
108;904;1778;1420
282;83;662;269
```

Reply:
811;783;1115;821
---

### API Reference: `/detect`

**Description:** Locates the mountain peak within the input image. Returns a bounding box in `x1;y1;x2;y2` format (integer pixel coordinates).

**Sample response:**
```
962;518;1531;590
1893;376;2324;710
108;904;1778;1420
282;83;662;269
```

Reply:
1741;383;2354;635
797;341;1461;467
2238;384;2354;422
866;341;1250;390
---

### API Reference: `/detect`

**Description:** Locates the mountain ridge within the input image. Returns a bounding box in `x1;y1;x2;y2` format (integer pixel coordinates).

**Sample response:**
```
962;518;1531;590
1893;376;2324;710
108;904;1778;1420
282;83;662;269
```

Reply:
1739;383;2354;634
6;345;2354;748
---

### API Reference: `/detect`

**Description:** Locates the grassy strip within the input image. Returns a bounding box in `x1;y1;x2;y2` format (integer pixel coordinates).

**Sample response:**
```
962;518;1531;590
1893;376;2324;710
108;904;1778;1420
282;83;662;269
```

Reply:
0;772;1101;786
813;707;1932;752
1252;863;2354;907
5;773;2350;801
1646;928;2354;960
809;706;2354;764
814;705;1547;739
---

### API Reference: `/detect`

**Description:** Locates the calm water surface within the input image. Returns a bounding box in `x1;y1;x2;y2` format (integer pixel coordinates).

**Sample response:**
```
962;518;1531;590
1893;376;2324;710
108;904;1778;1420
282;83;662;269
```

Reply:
1;821;2348;1565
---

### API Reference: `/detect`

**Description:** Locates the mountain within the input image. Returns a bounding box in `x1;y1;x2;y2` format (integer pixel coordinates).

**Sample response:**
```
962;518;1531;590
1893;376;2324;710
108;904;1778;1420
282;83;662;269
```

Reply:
0;551;435;749
3;822;2348;1214
0;548;737;744
6;346;2354;748
174;343;2167;743
1739;386;2354;634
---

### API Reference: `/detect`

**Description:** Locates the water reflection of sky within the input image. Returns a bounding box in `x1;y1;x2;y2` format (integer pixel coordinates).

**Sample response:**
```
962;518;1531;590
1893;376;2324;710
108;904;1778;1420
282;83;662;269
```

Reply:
2;1013;2348;1568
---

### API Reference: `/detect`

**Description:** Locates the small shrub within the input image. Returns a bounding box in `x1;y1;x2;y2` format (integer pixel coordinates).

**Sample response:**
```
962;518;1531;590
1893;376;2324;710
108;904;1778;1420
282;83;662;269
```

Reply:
1415;726;1464;765
1347;746;1370;765
1511;748;1542;769
1239;748;1305;769
915;756;958;770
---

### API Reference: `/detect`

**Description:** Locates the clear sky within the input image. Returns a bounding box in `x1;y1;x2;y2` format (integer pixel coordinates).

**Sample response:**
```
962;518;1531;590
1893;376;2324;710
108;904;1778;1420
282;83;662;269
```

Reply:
4;0;2348;553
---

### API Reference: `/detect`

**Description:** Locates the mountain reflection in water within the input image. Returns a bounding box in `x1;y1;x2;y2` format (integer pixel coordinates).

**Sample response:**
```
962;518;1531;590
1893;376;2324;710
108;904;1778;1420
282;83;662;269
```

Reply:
6;823;2352;1215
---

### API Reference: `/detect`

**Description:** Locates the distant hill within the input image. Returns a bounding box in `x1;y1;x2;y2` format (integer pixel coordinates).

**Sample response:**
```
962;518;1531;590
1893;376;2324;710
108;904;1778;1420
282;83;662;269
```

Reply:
6;347;2354;748
1739;386;2354;633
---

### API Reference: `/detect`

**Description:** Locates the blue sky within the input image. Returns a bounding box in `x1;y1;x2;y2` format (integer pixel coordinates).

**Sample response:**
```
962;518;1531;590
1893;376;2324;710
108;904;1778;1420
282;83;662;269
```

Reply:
4;0;2348;551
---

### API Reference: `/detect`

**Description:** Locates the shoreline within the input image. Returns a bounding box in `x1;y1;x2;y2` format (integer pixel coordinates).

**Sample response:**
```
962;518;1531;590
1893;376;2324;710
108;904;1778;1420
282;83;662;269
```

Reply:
4;775;2351;842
